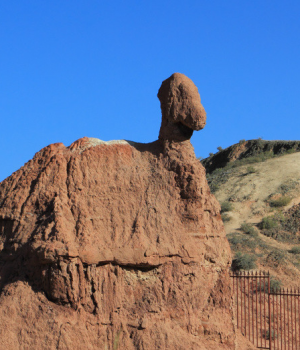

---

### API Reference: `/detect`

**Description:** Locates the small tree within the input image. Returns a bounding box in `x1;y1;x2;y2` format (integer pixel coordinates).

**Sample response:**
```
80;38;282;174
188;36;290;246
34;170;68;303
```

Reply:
217;146;223;152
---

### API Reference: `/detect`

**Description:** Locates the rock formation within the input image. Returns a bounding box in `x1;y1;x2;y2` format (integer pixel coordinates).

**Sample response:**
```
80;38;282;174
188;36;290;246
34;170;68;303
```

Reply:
0;73;236;349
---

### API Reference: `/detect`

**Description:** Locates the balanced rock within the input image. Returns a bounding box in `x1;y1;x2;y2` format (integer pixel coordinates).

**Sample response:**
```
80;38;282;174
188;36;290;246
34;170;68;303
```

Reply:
0;73;235;349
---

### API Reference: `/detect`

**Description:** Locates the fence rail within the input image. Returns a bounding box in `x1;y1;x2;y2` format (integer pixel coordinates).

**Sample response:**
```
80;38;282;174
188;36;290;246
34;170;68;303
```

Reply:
231;271;300;350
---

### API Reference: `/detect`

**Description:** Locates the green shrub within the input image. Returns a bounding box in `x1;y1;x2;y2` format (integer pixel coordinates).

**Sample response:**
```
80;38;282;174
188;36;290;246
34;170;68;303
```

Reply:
278;180;299;194
246;166;256;174
270;278;282;292
286;148;296;155
269;196;291;207
261;216;278;229
232;252;257;271
267;250;285;267
260;278;282;293
209;183;219;193
289;246;300;254
217;146;223;152
221;201;233;213
241;222;258;236
209;152;214;157
227;233;257;250
221;213;231;222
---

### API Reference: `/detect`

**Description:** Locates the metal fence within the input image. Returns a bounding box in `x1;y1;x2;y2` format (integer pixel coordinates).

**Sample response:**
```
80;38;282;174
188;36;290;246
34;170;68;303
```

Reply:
231;271;300;350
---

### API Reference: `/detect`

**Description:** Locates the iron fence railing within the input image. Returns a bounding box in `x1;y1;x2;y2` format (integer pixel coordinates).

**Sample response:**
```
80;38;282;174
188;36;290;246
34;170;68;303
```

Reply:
231;271;300;350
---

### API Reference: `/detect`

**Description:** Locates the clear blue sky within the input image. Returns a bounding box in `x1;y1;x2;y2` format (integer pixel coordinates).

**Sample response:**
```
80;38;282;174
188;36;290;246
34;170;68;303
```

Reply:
1;1;300;181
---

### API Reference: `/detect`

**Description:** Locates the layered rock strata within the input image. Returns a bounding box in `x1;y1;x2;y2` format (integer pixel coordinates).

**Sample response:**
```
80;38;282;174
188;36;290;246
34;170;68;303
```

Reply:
0;73;234;349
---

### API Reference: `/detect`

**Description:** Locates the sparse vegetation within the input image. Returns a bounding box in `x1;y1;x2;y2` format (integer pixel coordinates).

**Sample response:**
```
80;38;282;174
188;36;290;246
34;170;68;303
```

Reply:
209;183;220;193
221;201;233;213
266;250;286;267
227;233;258;251
261;216;278;229
205;167;232;193
217;146;223;152
221;213;231;222
278;180;299;194
205;150;278;193
270;278;282;293
269;196;291;208
232;252;257;271
289;246;300;254
246;166;256;174
205;139;300;287
241;222;258;236
260;212;290;241
203;140;300;195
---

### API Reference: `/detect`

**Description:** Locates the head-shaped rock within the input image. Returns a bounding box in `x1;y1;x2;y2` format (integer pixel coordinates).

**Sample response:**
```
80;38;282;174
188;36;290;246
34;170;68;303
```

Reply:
158;73;206;142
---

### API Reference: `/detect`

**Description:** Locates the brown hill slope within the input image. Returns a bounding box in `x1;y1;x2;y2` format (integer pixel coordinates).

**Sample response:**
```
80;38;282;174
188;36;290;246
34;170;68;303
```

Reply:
203;139;300;173
203;146;300;289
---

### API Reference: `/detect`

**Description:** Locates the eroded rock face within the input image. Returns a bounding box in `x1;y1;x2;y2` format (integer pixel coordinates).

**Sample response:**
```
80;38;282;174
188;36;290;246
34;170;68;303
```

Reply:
0;73;234;349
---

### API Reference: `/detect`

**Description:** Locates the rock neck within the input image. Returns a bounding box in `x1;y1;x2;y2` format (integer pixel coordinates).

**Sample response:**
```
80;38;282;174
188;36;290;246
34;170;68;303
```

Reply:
158;118;194;142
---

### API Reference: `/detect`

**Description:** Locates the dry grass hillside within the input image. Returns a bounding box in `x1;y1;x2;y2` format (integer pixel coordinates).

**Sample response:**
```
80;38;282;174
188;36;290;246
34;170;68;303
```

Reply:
203;142;300;290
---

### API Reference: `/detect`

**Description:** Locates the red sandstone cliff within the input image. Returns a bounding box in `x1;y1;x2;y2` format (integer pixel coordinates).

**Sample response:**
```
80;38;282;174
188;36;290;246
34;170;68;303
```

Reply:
0;73;238;349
